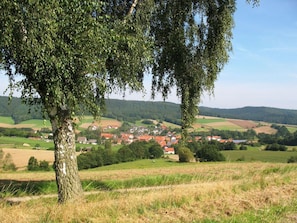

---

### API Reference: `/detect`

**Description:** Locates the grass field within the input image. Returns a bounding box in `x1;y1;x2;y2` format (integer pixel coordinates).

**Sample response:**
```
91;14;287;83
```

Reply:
222;149;297;163
1;162;297;222
0;116;14;125
0;136;54;150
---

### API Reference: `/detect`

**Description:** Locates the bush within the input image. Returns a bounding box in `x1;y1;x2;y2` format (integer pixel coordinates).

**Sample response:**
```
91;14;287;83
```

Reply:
28;156;39;171
196;145;225;162
117;146;135;162
178;147;194;162
39;160;50;171
287;156;297;163
239;145;248;150
265;143;287;151
28;156;50;171
2;153;17;171
142;119;154;125
77;150;104;170
149;144;164;159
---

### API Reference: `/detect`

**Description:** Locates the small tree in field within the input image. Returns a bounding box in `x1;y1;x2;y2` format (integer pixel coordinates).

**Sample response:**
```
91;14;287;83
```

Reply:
178;147;194;162
2;153;17;171
196;145;226;162
28;156;39;171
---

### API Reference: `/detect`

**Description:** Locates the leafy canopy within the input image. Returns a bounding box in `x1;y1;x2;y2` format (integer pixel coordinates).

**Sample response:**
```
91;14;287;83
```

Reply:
151;0;236;139
0;0;153;118
1;0;260;132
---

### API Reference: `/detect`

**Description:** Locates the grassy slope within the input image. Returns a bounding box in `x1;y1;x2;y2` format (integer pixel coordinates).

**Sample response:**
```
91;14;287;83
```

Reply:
1;162;297;222
0;116;14;125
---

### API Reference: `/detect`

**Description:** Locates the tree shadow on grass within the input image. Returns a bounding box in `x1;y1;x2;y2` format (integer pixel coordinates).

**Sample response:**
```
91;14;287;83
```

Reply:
0;179;113;198
0;179;57;197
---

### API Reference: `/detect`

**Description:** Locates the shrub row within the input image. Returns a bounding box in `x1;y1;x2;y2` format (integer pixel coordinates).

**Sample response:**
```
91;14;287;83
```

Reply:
77;140;163;170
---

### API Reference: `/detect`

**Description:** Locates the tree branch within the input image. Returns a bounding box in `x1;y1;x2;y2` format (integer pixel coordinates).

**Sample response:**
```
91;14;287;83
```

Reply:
127;0;139;16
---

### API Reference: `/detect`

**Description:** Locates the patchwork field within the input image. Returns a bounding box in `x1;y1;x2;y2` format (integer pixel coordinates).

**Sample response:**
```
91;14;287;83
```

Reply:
193;116;276;133
0;115;292;135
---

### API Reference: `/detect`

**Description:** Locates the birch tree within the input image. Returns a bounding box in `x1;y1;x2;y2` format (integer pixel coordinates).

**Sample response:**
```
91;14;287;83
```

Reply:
0;0;259;203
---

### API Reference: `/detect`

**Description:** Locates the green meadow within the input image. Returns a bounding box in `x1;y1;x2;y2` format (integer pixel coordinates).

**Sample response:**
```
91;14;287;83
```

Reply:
222;149;297;163
0;116;14;125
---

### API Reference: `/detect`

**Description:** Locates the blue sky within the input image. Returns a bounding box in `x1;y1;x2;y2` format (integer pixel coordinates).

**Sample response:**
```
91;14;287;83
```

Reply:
114;0;297;109
201;0;297;109
1;0;297;109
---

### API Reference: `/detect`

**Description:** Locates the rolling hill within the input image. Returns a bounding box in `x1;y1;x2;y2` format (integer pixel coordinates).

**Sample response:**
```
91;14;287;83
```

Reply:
1;96;297;125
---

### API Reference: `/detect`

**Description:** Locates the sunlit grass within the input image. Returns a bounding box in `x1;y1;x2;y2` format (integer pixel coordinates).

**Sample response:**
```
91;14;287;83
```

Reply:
0;116;14;125
1;162;297;222
222;150;297;163
195;117;226;124
0;136;54;149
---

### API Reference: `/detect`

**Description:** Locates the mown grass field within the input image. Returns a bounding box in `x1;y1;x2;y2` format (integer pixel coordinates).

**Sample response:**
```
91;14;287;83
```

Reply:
222;149;297;163
1;161;297;222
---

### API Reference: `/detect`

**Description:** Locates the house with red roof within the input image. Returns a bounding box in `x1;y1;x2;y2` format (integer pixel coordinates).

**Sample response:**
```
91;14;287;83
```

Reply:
164;147;175;155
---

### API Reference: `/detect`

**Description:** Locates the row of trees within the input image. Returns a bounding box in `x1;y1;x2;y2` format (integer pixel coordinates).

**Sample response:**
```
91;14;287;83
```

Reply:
199;129;257;141
0;127;38;138
177;141;226;163
77;140;164;170
258;125;297;146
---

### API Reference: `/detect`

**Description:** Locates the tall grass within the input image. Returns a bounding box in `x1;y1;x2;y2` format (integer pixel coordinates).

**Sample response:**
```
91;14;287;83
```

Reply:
1;163;297;222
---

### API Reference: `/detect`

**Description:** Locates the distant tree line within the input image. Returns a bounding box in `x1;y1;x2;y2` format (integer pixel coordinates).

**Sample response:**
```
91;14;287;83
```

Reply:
2;96;297;125
258;125;297;146
0;127;38;138
77;140;163;170
199;106;297;125
191;129;257;140
104;99;181;124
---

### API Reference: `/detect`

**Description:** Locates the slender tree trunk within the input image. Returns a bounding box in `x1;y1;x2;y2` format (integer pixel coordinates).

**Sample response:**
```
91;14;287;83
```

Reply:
180;87;189;145
50;110;83;203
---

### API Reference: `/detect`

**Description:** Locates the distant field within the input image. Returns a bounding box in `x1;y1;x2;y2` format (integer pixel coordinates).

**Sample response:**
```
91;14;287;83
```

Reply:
75;116;122;130
2;148;55;170
222;150;297;163
0;136;54;150
0;118;51;130
1;115;296;135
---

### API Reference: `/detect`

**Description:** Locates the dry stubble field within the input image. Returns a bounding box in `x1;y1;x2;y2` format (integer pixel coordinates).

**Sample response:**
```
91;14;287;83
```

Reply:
2;148;55;170
1;162;297;222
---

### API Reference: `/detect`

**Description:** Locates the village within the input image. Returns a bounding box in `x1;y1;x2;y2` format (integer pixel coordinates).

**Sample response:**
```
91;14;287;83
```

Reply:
76;122;236;155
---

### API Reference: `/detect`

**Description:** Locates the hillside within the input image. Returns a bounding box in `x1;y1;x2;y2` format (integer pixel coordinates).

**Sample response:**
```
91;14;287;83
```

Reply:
1;96;297;125
199;106;297;125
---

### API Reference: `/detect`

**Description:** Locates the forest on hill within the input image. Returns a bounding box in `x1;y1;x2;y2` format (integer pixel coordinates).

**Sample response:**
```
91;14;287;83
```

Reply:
1;96;297;125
